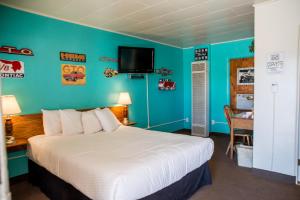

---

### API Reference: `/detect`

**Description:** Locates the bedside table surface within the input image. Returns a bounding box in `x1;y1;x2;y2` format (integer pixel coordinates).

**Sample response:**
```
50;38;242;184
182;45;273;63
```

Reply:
123;121;136;126
6;138;28;152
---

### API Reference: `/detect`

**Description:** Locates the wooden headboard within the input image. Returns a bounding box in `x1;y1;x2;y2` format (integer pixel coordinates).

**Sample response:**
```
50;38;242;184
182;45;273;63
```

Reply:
3;106;126;139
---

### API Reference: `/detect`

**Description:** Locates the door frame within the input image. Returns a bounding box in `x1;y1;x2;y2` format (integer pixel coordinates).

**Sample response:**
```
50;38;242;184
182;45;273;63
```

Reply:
295;26;300;185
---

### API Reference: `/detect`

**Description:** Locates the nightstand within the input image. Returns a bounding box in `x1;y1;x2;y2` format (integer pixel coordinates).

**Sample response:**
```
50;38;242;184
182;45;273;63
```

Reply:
6;138;28;178
123;121;136;126
6;138;27;152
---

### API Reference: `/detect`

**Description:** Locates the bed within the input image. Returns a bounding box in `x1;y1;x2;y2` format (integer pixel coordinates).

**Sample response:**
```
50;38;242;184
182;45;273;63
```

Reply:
27;125;214;200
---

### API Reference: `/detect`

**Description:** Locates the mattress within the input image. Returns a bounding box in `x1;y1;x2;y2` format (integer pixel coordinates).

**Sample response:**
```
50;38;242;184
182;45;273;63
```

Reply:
28;126;214;200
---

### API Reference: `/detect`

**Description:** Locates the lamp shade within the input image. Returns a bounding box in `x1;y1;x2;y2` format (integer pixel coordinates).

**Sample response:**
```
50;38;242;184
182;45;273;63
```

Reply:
1;95;21;115
118;92;132;105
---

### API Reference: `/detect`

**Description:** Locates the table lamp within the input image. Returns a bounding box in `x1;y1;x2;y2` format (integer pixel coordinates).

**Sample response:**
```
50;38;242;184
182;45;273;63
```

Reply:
118;92;132;125
1;95;21;137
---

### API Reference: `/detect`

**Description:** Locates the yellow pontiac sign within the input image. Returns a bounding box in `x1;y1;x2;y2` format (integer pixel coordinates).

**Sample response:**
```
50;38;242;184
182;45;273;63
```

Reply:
61;64;86;85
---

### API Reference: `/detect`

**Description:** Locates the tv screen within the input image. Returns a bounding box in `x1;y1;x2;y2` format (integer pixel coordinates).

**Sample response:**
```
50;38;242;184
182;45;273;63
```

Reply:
118;46;154;73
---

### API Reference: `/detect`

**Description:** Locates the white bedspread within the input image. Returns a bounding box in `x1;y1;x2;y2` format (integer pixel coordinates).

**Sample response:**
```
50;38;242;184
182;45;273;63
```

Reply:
28;126;214;200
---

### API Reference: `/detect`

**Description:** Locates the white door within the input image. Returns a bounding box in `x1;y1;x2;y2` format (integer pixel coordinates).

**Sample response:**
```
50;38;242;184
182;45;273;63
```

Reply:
191;61;209;137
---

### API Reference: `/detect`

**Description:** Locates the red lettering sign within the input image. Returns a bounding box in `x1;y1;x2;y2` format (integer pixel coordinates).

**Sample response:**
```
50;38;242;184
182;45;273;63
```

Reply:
0;46;33;56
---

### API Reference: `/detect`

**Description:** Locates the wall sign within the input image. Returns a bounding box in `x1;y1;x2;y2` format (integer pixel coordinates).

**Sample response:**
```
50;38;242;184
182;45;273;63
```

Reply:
237;67;254;85
0;59;25;78
104;68;118;78
99;56;118;62
60;52;86;62
158;79;176;91
155;68;173;76
195;48;208;61
266;52;284;73
0;46;33;56
61;64;86;85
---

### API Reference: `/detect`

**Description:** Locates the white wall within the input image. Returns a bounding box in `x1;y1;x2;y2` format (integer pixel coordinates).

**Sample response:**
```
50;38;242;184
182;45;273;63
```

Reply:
0;80;11;199
254;0;300;176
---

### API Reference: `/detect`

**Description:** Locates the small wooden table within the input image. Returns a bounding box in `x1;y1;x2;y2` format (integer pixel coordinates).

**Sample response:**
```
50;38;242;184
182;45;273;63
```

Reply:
229;114;253;159
6;138;28;152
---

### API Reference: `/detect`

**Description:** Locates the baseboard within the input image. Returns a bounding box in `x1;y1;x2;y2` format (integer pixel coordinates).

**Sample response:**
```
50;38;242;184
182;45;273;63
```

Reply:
251;168;296;184
173;129;191;135
210;132;230;136
173;130;230;137
173;129;191;132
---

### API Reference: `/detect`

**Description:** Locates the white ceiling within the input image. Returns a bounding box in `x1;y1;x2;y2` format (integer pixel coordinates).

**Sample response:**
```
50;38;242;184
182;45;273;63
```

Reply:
0;0;267;48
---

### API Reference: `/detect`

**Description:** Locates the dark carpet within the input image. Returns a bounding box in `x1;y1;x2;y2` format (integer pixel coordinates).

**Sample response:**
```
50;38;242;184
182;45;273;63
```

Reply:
10;132;300;200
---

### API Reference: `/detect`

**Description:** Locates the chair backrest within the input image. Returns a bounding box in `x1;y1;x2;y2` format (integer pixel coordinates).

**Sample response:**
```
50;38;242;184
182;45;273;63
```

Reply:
224;105;233;129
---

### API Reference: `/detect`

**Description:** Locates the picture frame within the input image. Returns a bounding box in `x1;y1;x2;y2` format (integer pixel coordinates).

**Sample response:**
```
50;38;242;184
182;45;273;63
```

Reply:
194;48;208;61
61;64;86;85
237;67;254;85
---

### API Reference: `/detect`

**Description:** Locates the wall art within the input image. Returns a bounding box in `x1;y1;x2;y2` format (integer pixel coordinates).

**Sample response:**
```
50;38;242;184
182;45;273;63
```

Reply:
0;46;33;56
60;52;86;62
266;52;284;73
99;56;118;62
158;79;176;90
0;59;25;78
249;40;254;53
236;94;254;110
61;64;86;85
237;67;254;85
104;68;118;78
195;48;208;61
155;68;173;76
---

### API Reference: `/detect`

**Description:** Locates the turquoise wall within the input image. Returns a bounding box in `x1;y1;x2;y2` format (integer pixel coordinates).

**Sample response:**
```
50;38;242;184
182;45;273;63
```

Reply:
183;39;254;134
0;6;184;132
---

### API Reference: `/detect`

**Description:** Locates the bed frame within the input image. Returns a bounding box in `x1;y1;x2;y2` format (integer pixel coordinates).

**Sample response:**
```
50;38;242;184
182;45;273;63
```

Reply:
29;159;212;200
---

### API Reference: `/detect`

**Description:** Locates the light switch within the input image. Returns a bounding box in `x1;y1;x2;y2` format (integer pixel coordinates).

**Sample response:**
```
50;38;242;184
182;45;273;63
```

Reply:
271;83;279;93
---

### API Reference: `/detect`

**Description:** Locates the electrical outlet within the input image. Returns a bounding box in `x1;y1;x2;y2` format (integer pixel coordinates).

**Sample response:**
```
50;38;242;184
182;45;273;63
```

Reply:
211;120;216;125
185;117;189;123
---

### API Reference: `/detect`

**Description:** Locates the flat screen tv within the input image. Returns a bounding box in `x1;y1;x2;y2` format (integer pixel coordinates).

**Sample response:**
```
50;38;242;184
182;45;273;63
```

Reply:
118;46;154;73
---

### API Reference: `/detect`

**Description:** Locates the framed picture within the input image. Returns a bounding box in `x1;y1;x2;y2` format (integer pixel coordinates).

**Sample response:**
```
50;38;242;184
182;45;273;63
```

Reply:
236;94;254;110
237;67;254;85
194;48;208;61
61;64;86;85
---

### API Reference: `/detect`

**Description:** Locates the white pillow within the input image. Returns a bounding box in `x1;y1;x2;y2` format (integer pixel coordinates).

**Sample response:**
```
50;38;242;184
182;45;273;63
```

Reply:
95;108;121;132
42;109;62;136
60;109;83;135
82;110;103;134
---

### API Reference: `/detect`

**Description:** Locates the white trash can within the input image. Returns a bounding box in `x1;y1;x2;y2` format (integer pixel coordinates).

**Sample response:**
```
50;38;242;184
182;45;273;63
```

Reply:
236;144;253;168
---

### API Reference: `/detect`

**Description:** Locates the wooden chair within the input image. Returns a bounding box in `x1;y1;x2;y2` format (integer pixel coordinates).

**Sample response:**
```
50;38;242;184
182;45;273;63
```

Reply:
224;105;252;157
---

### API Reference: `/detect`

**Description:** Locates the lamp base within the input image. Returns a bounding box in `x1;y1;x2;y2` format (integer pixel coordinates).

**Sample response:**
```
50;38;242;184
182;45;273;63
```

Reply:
5;118;13;136
123;117;129;125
